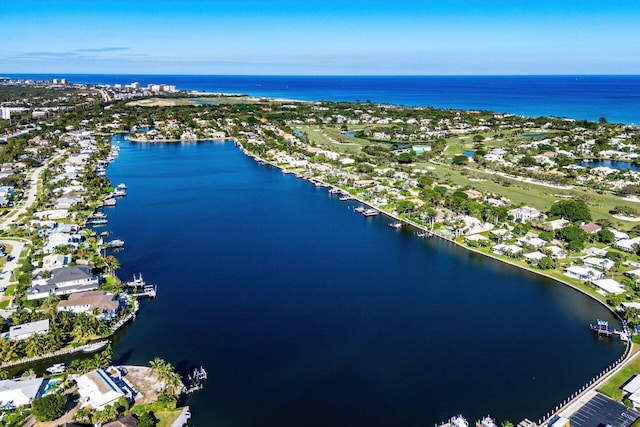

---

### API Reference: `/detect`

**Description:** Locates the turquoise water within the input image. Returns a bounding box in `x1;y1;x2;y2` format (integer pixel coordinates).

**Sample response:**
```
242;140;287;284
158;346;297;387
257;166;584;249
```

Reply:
579;159;638;171
103;135;624;426
6;74;640;123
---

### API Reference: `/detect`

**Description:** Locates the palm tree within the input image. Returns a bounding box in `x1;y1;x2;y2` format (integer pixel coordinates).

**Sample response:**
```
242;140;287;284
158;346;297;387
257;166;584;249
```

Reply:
25;334;46;357
149;357;168;381
105;255;120;274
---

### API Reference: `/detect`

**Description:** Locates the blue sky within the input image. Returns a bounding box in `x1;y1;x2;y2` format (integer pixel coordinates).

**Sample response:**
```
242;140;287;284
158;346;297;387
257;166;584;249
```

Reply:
1;0;639;75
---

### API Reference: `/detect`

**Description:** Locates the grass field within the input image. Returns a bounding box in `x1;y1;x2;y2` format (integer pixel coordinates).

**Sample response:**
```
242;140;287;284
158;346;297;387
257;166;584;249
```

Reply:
127;96;271;107
419;162;640;229
598;348;640;401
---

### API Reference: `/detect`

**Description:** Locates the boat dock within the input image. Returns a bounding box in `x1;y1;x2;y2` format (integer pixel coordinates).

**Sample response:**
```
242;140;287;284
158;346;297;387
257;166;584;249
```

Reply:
180;366;207;395
124;273;157;298
589;319;630;341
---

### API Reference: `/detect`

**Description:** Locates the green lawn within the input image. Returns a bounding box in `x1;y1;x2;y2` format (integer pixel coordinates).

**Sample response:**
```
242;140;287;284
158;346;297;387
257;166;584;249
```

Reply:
155;409;184;427
598;349;640;401
417;162;640;229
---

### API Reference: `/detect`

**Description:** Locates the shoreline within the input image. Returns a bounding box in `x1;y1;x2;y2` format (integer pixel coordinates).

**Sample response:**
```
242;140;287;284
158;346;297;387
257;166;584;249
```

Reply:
234;138;624;320
232;137;631;422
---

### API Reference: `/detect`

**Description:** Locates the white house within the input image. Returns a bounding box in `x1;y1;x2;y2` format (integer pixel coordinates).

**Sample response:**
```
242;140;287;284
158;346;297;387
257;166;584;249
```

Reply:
583;257;616;271
591;278;626;295
76;369;126;410
5;319;50;341
508;206;542;222
492;244;523;256
524;251;547;262
564;265;604;281
622;375;640;408
0;377;46;409
516;236;547;248
614;237;640;252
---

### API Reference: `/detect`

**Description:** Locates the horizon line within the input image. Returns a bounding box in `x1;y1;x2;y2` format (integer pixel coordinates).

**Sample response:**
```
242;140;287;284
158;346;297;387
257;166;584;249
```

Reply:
2;72;640;78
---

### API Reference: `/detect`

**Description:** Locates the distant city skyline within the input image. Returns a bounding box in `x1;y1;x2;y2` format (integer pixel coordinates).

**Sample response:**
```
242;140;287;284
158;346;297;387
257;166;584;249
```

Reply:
2;0;640;75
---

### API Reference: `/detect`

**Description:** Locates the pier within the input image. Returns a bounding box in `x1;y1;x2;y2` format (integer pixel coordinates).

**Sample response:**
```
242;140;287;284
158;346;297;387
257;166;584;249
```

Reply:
180;366;207;395
589;319;630;341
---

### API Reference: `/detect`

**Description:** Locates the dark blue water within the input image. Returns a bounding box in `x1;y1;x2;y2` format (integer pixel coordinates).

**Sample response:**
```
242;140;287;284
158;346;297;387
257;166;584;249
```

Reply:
104;135;623;426
5;74;640;124
579;159;638;171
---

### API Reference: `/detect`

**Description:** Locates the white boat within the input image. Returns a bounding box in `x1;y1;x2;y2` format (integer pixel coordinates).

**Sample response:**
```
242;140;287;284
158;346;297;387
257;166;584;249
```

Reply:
83;341;108;353
102;198;117;207
328;188;342;195
45;363;66;374
108;239;124;248
362;209;379;217
339;195;354;201
354;206;366;213
113;189;127;197
126;273;146;287
477;416;498;427
389;222;402;229
116;183;127;190
451;415;469;427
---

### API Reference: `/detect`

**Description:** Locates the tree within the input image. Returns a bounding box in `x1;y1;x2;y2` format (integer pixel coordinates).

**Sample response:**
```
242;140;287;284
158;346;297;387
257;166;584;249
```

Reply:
548;200;592;223
597;229;615;244
451;155;468;166
32;393;67;422
397;152;413;164
139;411;159;427
519;155;537;167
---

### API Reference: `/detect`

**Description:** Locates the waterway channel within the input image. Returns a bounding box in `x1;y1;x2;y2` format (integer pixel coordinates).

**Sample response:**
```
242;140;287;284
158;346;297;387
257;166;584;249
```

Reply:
104;135;624;426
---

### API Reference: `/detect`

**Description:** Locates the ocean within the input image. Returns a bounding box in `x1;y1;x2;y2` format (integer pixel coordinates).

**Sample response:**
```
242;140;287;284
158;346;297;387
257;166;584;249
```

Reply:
4;74;640;124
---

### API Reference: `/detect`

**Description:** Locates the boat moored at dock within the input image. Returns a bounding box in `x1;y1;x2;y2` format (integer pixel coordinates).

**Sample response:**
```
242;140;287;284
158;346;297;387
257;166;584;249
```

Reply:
45;363;66;374
362;208;379;217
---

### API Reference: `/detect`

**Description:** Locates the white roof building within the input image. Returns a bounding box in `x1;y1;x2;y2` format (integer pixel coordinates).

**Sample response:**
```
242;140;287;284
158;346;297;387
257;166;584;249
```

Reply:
508;206;542;222
6;319;50;340
583;257;616;271
610;229;630;241
524;251;547;261
0;377;46;409
591;278;626;295
492;244;523;256
564;265;604;281
76;369;126;411
614;237;640;252
517;236;547;248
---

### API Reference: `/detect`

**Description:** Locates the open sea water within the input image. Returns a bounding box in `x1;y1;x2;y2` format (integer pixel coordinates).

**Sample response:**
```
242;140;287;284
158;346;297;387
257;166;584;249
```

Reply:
5;74;640;124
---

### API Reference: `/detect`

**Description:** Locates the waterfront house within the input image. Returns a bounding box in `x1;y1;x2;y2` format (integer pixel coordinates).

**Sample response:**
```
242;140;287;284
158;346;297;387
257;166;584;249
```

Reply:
5;319;50;340
492;244;523;256
0;377;46;409
524;251;547;263
76;369;127;411
591;278;626;296
564;265;604;281
57;291;120;320
26;265;100;300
